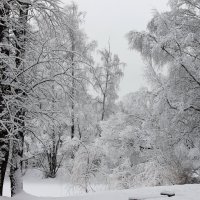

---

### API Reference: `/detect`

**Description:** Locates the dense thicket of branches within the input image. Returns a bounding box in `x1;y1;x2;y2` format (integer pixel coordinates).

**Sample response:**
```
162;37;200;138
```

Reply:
0;0;125;196
2;0;200;196
125;0;200;186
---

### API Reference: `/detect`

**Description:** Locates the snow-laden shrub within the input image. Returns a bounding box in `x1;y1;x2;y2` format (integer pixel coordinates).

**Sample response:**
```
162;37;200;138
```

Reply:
70;143;105;192
108;153;179;189
173;144;200;184
109;159;133;189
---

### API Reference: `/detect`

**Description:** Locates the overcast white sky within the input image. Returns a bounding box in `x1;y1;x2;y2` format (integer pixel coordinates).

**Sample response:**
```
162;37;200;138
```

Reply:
62;0;169;97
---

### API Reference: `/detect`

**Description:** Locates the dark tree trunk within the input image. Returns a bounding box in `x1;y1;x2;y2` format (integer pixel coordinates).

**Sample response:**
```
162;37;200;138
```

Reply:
71;41;75;139
0;2;10;196
101;70;109;121
0;132;9;196
101;93;106;121
10;2;29;196
10;135;24;197
46;131;57;178
46;151;57;178
44;129;63;178
70;5;77;140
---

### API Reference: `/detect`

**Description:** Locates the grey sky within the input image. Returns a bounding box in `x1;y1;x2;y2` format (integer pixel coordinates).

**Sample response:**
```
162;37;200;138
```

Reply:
62;0;169;97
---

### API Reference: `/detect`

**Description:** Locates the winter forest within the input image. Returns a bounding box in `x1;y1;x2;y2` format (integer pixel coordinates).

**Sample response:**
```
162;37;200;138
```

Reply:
1;0;200;199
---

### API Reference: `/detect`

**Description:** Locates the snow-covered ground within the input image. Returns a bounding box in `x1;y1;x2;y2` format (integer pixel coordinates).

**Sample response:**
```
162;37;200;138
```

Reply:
2;169;200;200
2;184;200;200
3;169;108;197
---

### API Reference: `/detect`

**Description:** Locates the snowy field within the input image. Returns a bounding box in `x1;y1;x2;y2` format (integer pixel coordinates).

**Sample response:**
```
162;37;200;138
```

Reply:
2;170;200;200
3;169;108;197
2;184;200;200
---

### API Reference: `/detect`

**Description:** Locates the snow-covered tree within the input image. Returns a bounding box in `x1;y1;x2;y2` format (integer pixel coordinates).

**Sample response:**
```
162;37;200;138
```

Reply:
0;1;11;195
127;0;200;184
0;0;83;196
98;88;160;188
92;45;125;122
64;3;95;139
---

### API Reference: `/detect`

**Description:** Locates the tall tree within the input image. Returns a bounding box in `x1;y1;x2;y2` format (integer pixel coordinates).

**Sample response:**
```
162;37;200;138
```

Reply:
65;2;95;139
9;1;30;196
64;2;95;139
0;1;10;195
127;0;200;183
92;45;125;121
19;2;95;179
0;0;68;195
